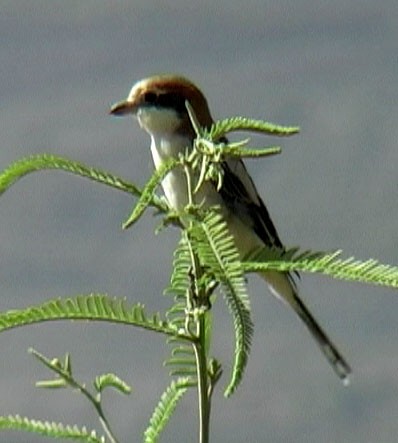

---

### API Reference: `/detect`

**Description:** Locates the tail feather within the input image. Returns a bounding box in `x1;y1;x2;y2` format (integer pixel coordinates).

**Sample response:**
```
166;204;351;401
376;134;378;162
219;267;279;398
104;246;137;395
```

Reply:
262;271;351;383
292;291;351;384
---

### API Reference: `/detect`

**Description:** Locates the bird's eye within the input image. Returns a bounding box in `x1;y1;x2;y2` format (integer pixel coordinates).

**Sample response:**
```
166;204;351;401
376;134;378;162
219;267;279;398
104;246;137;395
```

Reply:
158;93;186;113
143;92;157;103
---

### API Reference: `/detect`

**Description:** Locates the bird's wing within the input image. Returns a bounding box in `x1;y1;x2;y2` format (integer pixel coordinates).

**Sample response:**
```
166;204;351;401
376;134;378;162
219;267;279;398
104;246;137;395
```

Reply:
219;158;284;249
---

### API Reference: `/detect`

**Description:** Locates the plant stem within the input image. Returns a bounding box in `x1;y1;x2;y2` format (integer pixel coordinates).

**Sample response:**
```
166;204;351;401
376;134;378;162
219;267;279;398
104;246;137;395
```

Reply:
183;157;211;442
70;379;120;443
193;315;210;443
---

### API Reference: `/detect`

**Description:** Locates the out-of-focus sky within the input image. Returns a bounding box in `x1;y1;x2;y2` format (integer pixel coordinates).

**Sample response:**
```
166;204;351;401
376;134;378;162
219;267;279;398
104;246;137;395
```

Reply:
0;1;397;442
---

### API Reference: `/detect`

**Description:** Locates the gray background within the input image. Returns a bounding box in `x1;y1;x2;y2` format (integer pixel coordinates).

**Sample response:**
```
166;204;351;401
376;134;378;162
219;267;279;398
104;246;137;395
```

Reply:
0;1;397;442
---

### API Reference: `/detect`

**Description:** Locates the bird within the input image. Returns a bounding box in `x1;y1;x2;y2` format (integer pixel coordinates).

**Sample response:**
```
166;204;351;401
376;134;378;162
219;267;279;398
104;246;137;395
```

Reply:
110;74;351;383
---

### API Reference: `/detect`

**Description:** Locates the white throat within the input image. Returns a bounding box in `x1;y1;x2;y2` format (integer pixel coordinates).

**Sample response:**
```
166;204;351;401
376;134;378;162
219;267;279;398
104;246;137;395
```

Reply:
136;106;191;167
137;107;182;137
136;107;192;209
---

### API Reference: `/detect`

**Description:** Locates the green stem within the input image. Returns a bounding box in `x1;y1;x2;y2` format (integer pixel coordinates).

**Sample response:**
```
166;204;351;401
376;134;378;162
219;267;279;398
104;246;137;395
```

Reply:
183;163;194;207
67;378;119;443
31;349;119;443
94;403;119;443
183;156;211;442
193;316;210;443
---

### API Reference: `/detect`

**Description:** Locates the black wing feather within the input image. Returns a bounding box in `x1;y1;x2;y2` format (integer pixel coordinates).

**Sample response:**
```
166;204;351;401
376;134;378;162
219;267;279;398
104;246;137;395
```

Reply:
219;160;283;249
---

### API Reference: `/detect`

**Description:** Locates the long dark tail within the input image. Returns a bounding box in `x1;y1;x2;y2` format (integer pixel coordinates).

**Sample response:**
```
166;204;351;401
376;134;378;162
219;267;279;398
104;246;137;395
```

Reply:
291;291;351;384
262;271;351;383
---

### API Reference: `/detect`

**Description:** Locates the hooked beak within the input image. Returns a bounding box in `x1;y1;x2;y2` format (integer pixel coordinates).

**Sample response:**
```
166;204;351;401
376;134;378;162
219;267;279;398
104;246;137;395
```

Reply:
109;100;137;116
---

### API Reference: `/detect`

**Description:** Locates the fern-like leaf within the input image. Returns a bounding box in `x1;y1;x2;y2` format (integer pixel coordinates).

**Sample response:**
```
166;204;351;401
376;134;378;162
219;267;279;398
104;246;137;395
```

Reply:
244;248;398;289
222;144;282;159
143;378;189;443
0;154;167;211
165;235;192;301
0;415;103;442
163;234;202;381
0;294;180;337
206;116;299;140
189;210;253;396
122;158;179;229
164;344;198;379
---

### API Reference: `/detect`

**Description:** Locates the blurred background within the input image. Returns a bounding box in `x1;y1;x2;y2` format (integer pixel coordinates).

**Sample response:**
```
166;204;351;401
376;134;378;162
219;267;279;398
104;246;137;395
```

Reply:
0;1;397;442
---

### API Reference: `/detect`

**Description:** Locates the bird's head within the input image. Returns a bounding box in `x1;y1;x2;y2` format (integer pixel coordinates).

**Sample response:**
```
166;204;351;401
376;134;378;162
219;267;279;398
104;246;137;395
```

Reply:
110;74;214;138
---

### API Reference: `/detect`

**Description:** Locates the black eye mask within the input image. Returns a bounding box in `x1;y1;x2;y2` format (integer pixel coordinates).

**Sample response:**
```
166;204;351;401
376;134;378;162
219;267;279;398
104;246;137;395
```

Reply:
143;92;187;115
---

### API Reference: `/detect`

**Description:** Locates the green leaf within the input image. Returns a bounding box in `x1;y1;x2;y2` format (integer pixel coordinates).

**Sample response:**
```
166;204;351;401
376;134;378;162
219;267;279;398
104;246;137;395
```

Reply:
30;349;72;384
244;247;398;289
206;116;299;140
0;294;179;338
185;101;203;137
165;236;192;299
0;415;104;442
143;378;189;443
35;378;68;389
220;143;282;159
94;373;132;395
0;154;167;211
123;157;179;229
188;210;253;396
